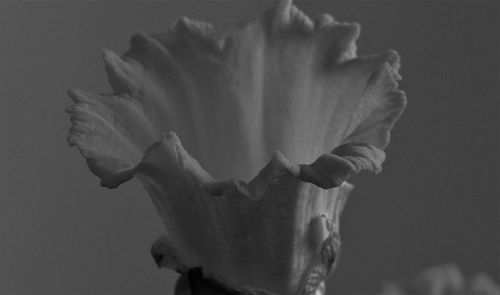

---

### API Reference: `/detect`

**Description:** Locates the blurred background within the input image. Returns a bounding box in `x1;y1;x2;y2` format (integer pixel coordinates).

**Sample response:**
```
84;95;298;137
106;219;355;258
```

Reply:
0;1;498;294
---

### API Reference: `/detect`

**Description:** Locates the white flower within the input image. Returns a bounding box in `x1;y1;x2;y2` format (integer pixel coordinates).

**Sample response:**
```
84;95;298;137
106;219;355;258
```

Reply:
66;1;406;294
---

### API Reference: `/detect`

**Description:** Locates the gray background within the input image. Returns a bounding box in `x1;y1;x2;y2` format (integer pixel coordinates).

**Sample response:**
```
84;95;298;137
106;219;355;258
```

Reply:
0;1;498;294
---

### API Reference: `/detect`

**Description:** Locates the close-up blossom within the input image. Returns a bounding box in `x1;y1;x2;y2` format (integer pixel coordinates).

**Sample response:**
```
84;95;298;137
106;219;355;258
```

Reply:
66;1;405;294
0;0;497;294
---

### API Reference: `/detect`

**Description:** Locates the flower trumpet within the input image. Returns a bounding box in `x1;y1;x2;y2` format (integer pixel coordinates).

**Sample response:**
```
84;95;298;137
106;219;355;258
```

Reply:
66;1;406;294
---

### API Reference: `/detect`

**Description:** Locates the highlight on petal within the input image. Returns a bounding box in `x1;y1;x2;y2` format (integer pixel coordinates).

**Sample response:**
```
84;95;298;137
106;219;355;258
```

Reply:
66;88;158;188
66;0;407;294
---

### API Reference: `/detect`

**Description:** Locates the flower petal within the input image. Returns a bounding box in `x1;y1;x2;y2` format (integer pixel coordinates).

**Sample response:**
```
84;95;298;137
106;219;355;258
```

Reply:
341;53;407;149
67;0;405;182
298;143;385;189
101;132;352;294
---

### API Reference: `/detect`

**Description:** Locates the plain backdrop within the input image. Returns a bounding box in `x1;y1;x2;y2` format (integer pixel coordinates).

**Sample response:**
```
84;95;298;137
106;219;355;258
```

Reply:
0;1;498;294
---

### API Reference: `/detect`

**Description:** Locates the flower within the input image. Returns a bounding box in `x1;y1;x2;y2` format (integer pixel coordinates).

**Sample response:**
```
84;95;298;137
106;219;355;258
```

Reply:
66;0;406;294
379;265;500;295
